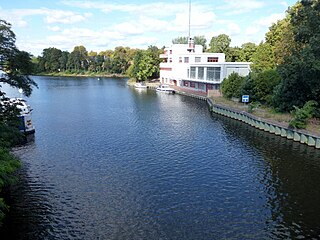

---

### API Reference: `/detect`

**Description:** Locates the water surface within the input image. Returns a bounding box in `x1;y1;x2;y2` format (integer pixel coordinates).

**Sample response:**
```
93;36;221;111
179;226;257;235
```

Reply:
1;76;320;239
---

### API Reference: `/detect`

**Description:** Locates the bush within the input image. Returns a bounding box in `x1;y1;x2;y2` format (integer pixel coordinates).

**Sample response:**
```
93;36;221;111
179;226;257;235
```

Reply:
0;147;21;225
221;72;246;99
289;100;318;129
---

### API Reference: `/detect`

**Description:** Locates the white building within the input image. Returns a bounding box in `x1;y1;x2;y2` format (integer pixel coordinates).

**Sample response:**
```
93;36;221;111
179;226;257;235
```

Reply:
159;39;251;93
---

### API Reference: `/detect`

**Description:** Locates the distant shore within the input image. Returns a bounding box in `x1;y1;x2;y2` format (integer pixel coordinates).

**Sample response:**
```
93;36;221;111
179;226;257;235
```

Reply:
36;72;127;78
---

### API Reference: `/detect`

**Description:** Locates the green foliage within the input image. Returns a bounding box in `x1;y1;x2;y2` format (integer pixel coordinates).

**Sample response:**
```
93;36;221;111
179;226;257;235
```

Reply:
0;147;21;225
221;72;246;99
251;43;276;72
172;36;188;44
254;69;281;105
172;35;207;51
240;42;258;62
266;16;295;65
0;20;37;97
128;46;162;81
208;34;231;53
289;101;318;129
248;102;261;113
227;47;244;62
0;19;33;225
274;0;320;112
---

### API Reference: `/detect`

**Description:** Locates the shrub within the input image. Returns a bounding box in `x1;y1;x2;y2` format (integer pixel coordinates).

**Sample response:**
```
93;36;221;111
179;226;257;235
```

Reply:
221;72;246;99
289;100;318;129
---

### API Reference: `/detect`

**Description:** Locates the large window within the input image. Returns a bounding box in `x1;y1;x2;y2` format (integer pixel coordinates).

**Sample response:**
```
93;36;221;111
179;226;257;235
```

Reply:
207;57;218;62
207;67;221;81
190;67;196;79
195;57;201;62
198;67;204;80
184;57;189;63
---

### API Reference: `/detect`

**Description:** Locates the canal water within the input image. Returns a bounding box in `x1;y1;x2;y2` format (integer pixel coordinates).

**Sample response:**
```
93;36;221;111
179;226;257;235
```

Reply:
1;76;320;239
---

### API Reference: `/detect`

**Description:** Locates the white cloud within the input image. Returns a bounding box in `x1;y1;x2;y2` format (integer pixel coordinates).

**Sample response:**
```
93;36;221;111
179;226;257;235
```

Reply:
245;26;261;35
45;11;92;24
256;13;284;27
219;0;265;15
62;1;189;18
0;8;91;28
280;1;289;8
48;26;61;32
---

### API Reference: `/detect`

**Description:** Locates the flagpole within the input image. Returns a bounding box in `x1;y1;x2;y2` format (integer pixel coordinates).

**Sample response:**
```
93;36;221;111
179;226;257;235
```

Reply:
188;0;191;38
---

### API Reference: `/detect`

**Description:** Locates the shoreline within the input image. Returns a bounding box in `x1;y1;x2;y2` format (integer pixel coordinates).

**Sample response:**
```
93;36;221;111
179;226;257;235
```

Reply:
160;86;320;145
35;73;127;78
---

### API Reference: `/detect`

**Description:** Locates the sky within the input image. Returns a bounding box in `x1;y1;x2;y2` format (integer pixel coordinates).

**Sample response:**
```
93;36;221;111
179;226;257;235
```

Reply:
0;0;298;56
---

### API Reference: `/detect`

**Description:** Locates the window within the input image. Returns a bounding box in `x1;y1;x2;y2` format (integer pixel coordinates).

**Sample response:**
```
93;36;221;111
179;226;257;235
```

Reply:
184;57;189;63
169;58;172;63
207;67;221;81
169;50;172;54
190;82;195;88
207;57;218;62
179;57;182;63
190;67;196;79
198;67;204;80
195;57;201;62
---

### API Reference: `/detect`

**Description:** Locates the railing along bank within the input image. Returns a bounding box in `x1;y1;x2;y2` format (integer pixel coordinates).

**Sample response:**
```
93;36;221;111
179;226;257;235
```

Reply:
207;98;320;149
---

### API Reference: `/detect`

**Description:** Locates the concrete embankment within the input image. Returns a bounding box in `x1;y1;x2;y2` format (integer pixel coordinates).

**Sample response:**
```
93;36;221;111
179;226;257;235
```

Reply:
207;98;320;149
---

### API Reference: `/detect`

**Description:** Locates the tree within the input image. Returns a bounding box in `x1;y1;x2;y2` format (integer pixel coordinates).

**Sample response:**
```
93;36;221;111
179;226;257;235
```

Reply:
251;42;276;72
240;42;257;62
273;0;320;111
221;72;246;99
172;36;188;44
128;46;162;81
0;19;36;224
0;20;37;96
172;35;207;50
242;69;281;105
59;51;69;72
38;47;62;72
194;35;207;51
66;45;88;72
266;17;296;65
208;34;231;54
227;47;244;62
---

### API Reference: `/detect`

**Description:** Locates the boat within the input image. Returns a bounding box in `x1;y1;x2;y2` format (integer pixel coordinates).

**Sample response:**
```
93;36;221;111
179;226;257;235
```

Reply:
134;82;147;89
156;84;175;94
2;98;35;135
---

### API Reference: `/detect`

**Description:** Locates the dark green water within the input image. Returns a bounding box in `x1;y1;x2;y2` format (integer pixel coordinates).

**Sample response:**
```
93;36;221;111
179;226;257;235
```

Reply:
1;76;320;239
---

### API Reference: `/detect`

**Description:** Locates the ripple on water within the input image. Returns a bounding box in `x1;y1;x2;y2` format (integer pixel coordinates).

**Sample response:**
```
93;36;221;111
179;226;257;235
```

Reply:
2;77;320;239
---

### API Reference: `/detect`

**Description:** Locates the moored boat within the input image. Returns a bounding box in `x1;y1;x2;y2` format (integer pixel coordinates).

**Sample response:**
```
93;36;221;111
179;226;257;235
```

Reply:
2;98;35;135
134;82;147;89
156;84;175;94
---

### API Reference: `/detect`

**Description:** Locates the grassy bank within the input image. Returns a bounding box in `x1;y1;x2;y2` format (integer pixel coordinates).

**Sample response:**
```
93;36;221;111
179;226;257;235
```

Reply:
0;147;21;225
210;96;320;136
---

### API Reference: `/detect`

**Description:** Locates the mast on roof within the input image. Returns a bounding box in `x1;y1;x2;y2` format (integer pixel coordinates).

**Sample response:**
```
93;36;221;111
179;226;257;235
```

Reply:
187;0;195;52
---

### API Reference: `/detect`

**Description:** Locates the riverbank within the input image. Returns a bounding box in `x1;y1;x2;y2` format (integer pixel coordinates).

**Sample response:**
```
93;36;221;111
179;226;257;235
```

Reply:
157;85;320;141
0;147;21;225
37;72;127;78
209;96;320;136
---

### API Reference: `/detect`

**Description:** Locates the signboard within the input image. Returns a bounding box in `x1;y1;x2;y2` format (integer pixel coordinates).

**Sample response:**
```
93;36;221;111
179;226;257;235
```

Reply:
242;95;249;103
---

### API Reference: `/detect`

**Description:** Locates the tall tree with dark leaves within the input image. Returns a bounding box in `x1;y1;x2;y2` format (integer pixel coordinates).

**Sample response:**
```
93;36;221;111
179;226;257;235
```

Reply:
0;19;37;97
274;0;320;111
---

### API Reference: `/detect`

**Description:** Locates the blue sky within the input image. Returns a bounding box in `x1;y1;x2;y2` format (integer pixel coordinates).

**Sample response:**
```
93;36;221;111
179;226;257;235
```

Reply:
0;0;297;56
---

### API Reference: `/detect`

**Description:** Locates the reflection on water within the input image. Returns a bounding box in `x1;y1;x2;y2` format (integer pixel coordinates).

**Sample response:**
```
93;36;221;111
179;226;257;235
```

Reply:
1;76;320;239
